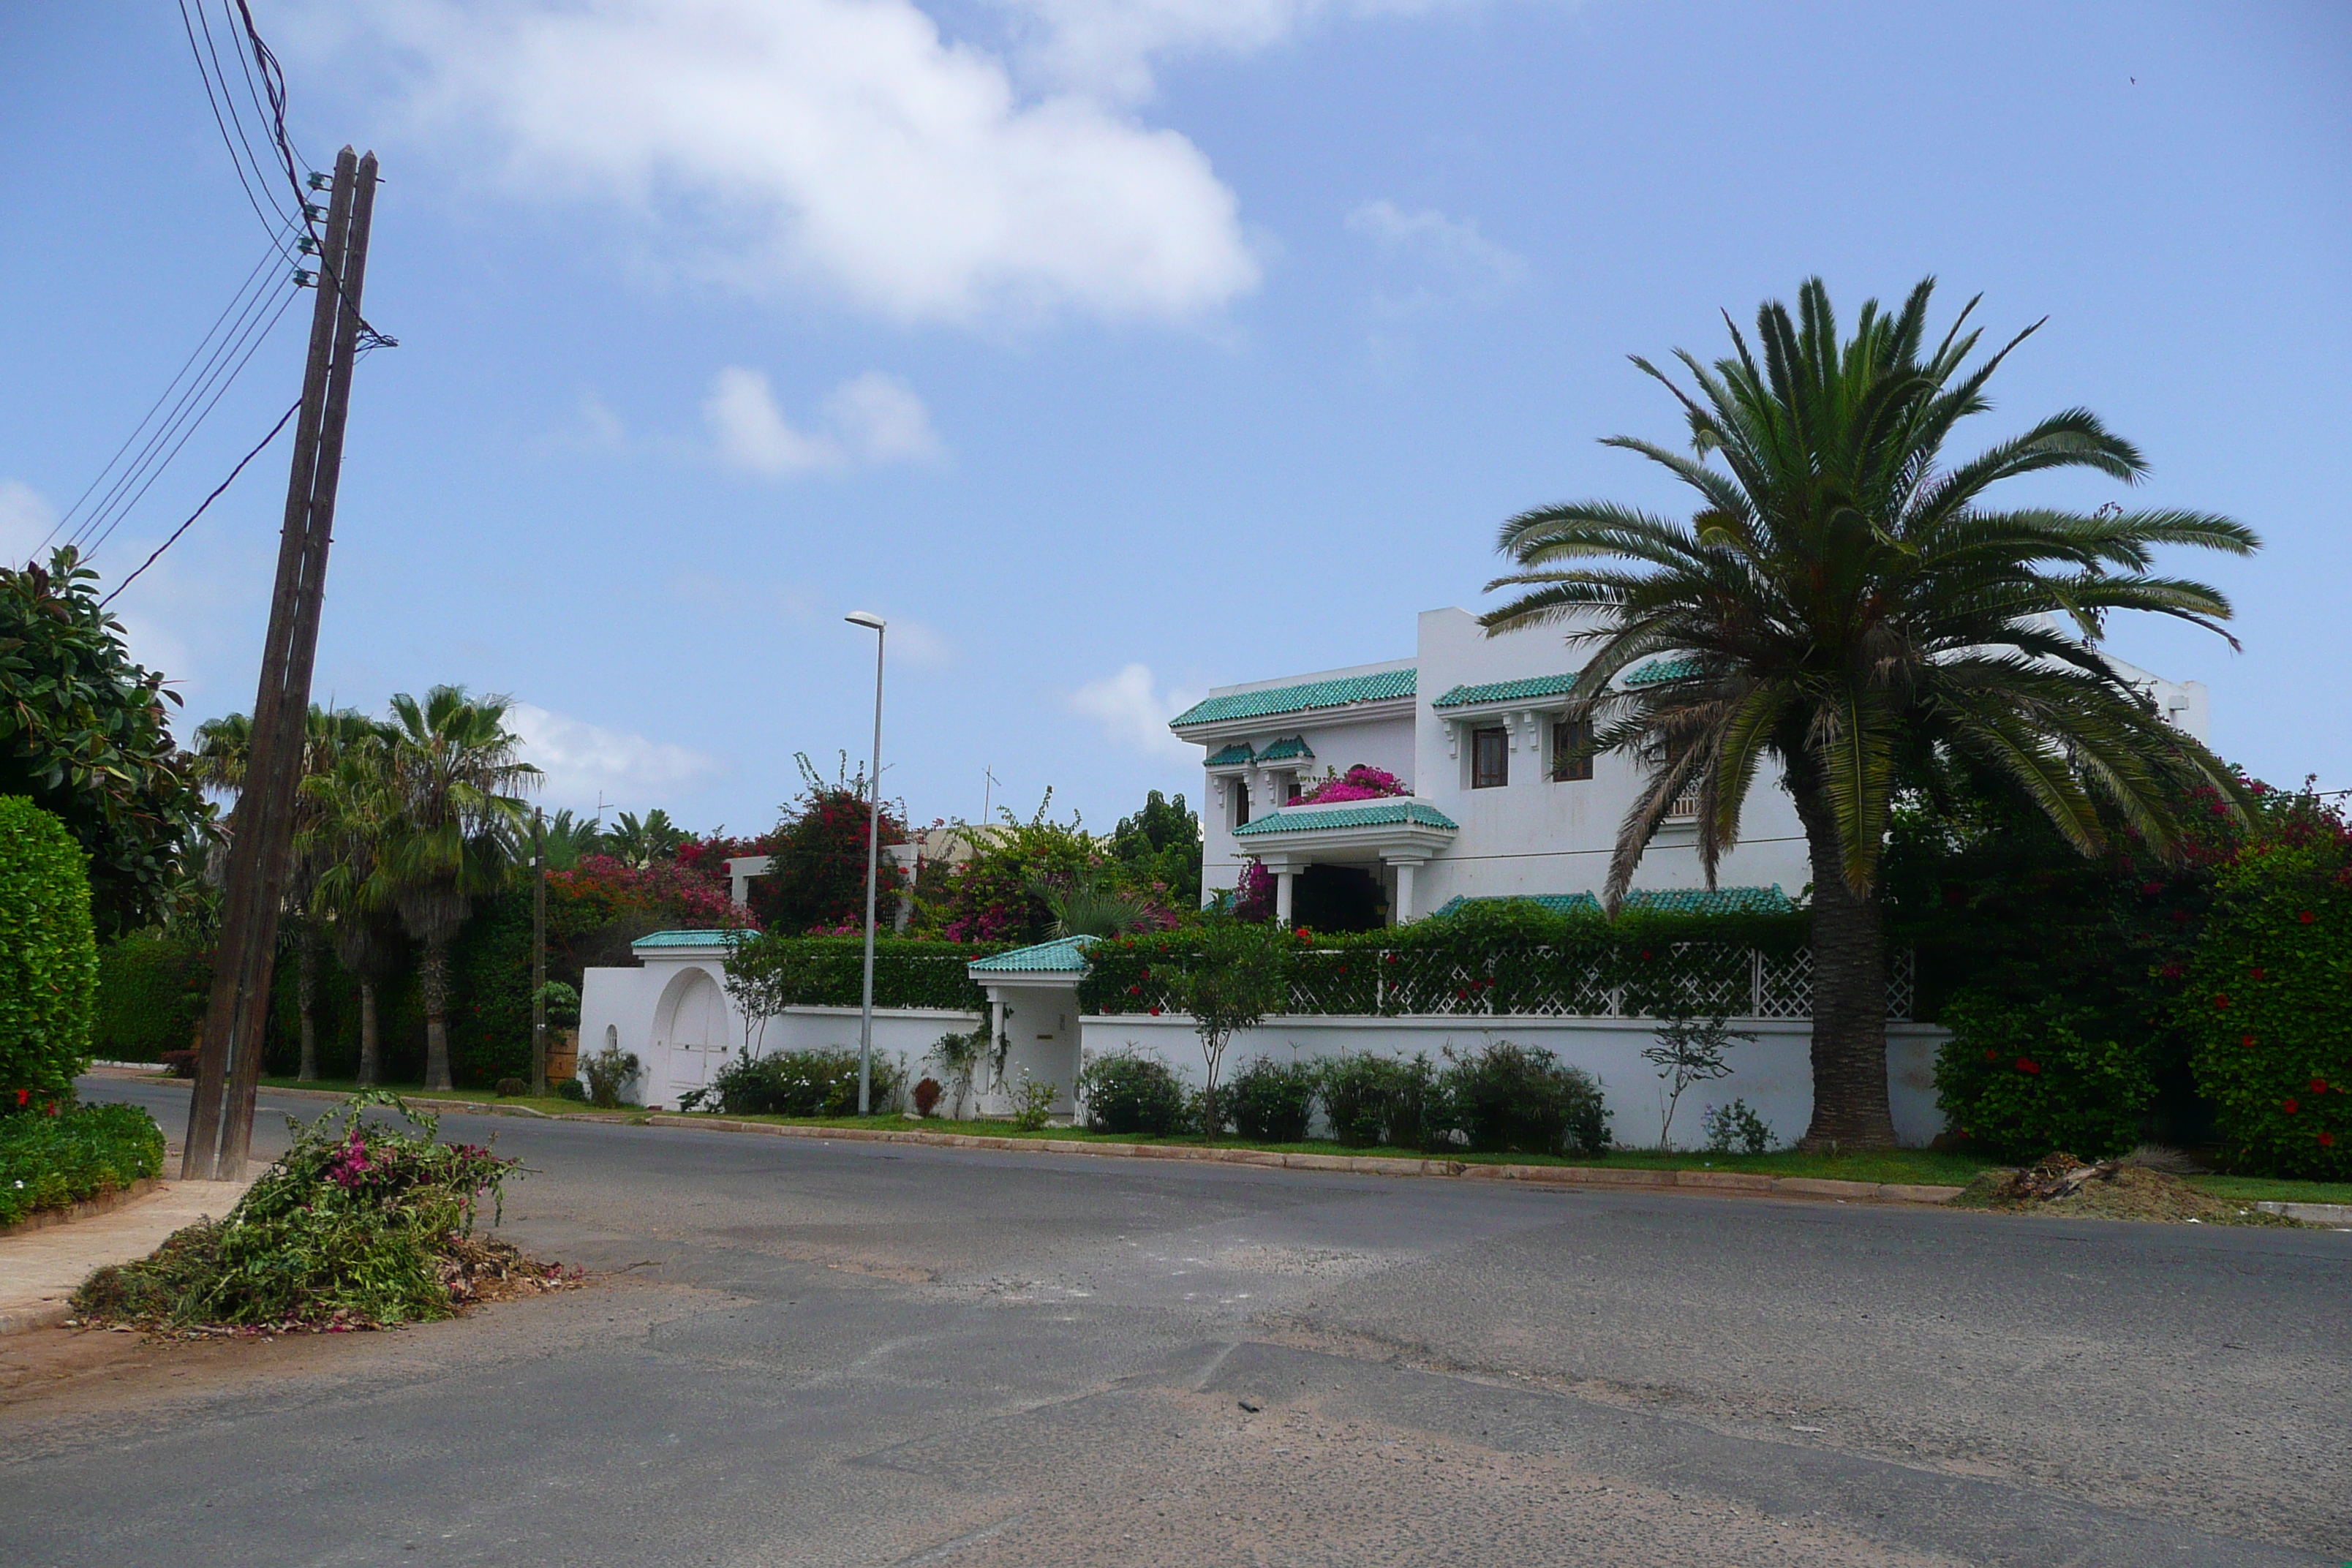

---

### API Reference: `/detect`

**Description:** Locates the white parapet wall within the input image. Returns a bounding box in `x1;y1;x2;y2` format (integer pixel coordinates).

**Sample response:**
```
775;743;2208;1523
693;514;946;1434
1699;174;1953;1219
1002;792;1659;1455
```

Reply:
1072;1014;1948;1151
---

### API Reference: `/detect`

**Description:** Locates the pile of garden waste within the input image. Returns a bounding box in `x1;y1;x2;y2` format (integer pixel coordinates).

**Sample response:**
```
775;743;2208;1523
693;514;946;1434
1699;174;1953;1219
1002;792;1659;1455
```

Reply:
1953;1150;2300;1226
72;1093;579;1333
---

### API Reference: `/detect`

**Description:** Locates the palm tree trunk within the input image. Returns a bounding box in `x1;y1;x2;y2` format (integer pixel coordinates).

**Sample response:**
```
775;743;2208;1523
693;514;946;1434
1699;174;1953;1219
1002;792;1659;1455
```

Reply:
357;979;380;1087
1789;774;1899;1150
420;935;453;1090
295;925;320;1082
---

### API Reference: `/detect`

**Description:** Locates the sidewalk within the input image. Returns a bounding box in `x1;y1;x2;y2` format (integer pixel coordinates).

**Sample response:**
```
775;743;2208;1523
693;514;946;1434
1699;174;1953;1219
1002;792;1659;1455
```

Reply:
0;1176;252;1335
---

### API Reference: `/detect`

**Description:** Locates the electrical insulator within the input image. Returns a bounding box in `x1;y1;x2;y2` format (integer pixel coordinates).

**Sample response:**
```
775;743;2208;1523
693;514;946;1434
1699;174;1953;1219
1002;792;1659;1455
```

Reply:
306;171;330;192
297;235;320;255
292;268;317;287
302;202;328;222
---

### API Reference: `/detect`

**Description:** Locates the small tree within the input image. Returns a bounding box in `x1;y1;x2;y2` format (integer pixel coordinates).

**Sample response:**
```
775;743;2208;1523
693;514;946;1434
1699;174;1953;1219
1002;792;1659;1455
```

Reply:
1643;1014;1753;1151
753;753;906;934
1173;922;1290;1140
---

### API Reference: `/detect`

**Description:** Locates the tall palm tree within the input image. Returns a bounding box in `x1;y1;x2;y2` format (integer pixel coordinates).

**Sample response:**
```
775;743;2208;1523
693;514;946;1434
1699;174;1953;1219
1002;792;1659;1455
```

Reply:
303;739;406;1086
1483;278;2256;1148
380;686;538;1090
192;705;380;1080
539;807;605;871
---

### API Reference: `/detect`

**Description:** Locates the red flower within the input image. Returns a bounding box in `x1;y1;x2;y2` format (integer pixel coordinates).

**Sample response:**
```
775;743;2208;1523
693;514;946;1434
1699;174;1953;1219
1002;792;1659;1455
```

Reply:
2140;881;2164;896
1147;1006;1161;1016
12;1089;25;1107
2300;911;2316;924
1983;1049;1998;1063
2283;1098;2299;1115
2313;1078;2330;1094
2015;1058;2040;1075
1127;985;1142;996
2212;994;2231;1010
2321;1131;2337;1147
2248;968;2266;981
2242;1033;2258;1049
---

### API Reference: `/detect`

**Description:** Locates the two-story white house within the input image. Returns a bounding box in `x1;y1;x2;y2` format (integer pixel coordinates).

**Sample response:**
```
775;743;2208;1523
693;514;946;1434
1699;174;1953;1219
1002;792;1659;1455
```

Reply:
1175;606;2210;928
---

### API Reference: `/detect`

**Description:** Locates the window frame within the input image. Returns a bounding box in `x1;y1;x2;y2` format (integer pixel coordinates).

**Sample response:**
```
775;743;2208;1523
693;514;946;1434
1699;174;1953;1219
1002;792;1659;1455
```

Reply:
1471;725;1509;790
1550;717;1595;782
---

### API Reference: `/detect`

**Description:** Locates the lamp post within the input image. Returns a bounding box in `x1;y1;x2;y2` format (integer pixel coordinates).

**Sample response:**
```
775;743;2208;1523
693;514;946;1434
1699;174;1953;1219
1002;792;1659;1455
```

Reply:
845;611;886;1115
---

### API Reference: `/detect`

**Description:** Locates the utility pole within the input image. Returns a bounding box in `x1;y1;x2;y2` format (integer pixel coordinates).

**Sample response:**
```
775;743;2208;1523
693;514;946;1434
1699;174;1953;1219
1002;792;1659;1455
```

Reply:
183;147;380;1180
530;810;549;1098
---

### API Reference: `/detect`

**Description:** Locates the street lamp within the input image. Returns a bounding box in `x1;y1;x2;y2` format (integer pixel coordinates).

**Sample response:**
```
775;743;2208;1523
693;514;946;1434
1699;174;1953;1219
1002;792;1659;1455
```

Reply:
845;611;886;1115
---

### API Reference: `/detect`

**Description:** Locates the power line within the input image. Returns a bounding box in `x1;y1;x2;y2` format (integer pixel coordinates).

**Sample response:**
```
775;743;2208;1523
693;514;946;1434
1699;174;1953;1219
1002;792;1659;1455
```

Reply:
99;398;301;609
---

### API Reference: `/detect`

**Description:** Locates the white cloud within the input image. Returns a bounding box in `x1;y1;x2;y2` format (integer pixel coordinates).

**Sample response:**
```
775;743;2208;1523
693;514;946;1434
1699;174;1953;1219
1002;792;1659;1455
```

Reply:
347;0;1262;326
704;366;943;475
510;702;723;810
1000;0;1469;103
0;480;56;568
1354;200;1533;293
1070;663;1201;759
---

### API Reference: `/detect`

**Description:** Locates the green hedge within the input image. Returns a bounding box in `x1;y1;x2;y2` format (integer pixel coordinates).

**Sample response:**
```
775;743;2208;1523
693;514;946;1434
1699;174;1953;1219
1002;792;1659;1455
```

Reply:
0;1101;165;1227
0;796;99;1107
1079;902;1811;1019
2179;836;2351;1178
1933;992;2155;1158
95;930;212;1062
723;934;1008;1014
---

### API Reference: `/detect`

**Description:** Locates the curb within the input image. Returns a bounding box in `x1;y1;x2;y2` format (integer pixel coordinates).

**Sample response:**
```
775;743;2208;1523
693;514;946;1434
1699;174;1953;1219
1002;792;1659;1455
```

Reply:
0;1178;165;1240
640;1114;1967;1207
2257;1200;2352;1228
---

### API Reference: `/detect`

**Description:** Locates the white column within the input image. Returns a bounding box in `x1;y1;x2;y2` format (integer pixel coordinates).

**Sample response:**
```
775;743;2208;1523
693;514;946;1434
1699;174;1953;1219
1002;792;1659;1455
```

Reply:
1385;856;1425;924
1275;867;1296;927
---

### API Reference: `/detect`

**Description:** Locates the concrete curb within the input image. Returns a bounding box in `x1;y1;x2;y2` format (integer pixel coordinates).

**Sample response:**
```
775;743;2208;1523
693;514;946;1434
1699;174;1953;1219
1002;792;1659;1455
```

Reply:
0;1179;164;1240
2257;1200;2352;1228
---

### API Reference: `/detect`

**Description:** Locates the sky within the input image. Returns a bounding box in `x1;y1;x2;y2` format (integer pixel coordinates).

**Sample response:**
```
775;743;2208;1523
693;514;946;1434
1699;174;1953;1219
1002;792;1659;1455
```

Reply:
1;0;2346;840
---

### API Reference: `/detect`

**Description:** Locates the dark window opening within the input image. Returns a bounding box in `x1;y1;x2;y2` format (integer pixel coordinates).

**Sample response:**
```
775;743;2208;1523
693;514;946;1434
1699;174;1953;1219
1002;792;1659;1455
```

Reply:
1293;863;1387;933
1472;727;1509;789
1232;783;1249;830
1551;718;1595;782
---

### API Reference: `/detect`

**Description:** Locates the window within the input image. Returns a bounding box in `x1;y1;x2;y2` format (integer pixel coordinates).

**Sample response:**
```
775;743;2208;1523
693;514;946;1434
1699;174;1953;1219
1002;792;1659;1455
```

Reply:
1663;733;1700;818
1472;726;1509;789
1285;774;1302;803
1550;718;1594;782
1232;782;1250;830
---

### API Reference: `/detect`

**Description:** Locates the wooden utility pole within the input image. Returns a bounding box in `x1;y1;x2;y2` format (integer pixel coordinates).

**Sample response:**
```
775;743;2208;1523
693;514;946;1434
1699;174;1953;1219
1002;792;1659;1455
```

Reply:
184;147;380;1180
529;810;549;1098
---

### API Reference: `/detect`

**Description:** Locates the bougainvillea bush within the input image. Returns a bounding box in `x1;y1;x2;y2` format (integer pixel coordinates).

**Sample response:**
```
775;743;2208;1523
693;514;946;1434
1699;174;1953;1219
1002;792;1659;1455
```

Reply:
1293;765;1409;807
0;796;99;1111
73;1093;529;1329
1932;993;2155;1159
0;1101;165;1228
2176;788;2352;1178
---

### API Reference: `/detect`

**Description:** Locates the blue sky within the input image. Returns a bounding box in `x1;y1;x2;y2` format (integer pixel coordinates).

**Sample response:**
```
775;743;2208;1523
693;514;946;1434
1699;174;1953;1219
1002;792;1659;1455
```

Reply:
2;1;2346;839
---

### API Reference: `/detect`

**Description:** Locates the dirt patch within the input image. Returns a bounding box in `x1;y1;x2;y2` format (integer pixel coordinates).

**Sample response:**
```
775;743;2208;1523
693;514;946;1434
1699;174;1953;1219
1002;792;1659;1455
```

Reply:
1951;1155;2303;1226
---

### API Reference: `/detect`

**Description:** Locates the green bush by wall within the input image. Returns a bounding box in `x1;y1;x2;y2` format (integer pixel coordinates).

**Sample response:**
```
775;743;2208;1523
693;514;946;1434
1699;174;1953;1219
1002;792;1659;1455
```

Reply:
94;931;211;1063
1933;992;2156;1159
0;796;99;1108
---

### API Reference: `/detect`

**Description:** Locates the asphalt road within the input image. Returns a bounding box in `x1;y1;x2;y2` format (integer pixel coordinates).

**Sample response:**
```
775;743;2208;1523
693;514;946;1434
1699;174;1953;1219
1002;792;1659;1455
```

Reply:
4;1077;2344;1568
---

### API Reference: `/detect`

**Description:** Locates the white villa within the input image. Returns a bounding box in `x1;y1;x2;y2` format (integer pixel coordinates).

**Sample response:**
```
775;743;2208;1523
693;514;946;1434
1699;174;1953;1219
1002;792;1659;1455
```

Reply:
1176;605;2209;928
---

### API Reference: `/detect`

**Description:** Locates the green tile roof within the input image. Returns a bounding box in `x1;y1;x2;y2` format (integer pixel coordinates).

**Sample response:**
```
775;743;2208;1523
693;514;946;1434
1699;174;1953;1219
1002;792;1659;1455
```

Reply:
968;935;1097;973
1234;800;1458;837
1431;672;1583;709
1171;668;1416;729
1624;656;1702;687
632;929;752;950
1436;886;1791;918
1256;735;1313;762
1203;742;1255;768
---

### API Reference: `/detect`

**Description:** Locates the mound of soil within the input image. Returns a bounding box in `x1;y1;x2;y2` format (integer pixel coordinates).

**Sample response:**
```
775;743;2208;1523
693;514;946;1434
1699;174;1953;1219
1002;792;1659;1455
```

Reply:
1953;1153;2302;1226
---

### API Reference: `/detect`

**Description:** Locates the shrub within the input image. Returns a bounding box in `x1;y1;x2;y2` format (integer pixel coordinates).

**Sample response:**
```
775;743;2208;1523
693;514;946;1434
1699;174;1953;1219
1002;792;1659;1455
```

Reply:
1934;992;2154;1159
0;796;100;1111
1225;1056;1317;1142
687;1048;902;1117
911;1077;943;1116
555;1077;587;1103
1009;1072;1058;1131
1702;1098;1775;1155
161;1048;199;1079
72;1093;524;1328
2177;816;2352;1177
0;1101;165;1227
1438;1040;1611;1156
494;1077;527;1098
581;1044;641;1109
94;930;211;1062
1319;1054;1433;1149
1078;1049;1186;1136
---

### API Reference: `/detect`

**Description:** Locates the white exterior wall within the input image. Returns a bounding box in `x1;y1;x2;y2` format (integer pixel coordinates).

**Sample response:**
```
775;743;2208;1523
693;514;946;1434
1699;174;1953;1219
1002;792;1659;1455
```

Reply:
1079;1013;1950;1150
578;951;977;1111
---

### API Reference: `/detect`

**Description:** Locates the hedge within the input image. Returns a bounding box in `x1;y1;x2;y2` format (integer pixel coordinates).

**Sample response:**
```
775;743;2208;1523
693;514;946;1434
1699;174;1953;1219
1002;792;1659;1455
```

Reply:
2180;834;2351;1178
0;1101;165;1227
1933;991;2155;1159
95;930;212;1062
723;934;1009;1014
0;796;99;1108
1079;901;1812;1019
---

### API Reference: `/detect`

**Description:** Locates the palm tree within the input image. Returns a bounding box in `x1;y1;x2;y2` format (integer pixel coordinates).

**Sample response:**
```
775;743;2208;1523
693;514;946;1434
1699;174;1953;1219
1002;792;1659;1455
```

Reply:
192;706;381;1081
379;686;538;1090
604;808;685;867
303;740;406;1086
539;807;604;871
1482;277;2256;1148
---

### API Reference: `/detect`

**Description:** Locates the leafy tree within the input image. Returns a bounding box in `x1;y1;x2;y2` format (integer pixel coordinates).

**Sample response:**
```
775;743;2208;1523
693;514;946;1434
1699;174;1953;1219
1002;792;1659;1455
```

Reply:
1482;277;2255;1147
750;753;905;935
1109;789;1201;909
0;548;206;937
195;706;382;1080
1172;920;1291;1140
603;809;687;868
933;794;1093;943
303;737;411;1086
379;687;538;1089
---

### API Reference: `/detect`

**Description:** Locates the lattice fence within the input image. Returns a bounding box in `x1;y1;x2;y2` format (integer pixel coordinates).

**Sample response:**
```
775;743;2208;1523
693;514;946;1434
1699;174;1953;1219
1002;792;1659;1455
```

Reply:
1280;943;1911;1021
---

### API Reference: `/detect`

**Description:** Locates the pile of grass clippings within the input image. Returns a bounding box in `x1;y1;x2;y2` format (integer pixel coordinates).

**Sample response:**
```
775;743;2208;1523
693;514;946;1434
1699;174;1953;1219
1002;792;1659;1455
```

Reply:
72;1092;580;1333
1952;1150;2304;1226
